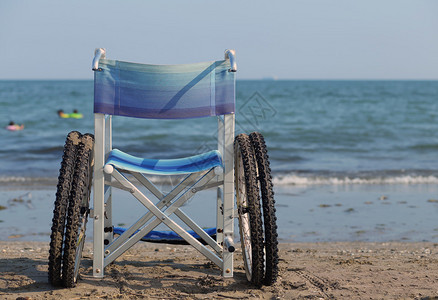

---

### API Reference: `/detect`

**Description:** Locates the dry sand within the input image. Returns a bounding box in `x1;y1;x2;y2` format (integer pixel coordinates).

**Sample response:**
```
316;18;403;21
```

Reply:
1;241;438;299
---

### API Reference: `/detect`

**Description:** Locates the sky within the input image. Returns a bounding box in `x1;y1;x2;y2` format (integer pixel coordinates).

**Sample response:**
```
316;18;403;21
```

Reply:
0;0;437;80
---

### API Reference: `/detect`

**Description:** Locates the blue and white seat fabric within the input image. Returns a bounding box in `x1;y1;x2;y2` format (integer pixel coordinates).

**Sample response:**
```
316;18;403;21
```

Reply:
106;149;222;175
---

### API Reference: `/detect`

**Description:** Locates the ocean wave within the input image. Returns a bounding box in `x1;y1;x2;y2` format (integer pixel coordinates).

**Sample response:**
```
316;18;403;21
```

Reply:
2;173;438;188
0;175;182;188
408;143;438;151
0;176;57;186
272;174;438;186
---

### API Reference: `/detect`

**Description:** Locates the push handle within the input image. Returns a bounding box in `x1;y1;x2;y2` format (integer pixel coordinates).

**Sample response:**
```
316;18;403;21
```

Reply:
224;49;237;72
92;48;106;71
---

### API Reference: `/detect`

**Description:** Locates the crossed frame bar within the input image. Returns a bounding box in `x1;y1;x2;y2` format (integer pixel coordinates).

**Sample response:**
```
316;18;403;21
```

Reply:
92;113;236;278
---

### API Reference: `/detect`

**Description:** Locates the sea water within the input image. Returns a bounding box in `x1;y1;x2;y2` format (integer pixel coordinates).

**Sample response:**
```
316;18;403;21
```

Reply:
1;80;438;241
1;80;438;183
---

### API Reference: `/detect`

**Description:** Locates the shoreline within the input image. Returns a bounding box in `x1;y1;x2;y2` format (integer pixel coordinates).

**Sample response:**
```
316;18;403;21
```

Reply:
1;241;437;299
2;183;438;243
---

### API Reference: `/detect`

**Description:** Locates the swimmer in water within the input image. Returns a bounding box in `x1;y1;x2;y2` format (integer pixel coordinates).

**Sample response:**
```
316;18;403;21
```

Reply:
6;121;24;131
69;109;83;119
58;109;83;119
57;109;70;118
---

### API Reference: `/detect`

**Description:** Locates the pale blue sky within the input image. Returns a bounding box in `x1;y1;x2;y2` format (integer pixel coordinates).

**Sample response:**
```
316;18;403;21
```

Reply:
1;0;437;80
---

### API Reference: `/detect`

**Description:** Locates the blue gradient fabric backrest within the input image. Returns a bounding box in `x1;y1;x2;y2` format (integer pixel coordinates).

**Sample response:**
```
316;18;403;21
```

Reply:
94;59;235;119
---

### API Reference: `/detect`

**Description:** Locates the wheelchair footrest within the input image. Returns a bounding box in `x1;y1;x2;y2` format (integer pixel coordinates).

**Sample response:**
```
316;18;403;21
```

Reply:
113;227;216;245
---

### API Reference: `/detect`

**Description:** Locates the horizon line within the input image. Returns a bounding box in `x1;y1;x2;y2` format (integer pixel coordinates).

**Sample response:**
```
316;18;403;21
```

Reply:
0;78;437;81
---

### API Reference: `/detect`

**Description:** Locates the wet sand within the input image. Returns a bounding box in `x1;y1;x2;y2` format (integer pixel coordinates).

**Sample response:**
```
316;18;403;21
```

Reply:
2;183;438;243
1;241;438;299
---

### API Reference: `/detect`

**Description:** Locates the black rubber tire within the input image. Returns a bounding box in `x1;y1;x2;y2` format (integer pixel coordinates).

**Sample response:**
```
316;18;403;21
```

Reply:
62;133;94;288
48;131;82;286
249;132;279;286
234;133;264;287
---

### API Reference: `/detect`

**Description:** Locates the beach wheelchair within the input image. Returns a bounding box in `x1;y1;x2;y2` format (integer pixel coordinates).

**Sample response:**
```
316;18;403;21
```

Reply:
48;48;278;288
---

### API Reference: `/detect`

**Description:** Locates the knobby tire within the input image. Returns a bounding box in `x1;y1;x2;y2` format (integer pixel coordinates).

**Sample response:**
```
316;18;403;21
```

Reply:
62;134;94;288
249;131;279;285
234;133;264;287
48;131;82;286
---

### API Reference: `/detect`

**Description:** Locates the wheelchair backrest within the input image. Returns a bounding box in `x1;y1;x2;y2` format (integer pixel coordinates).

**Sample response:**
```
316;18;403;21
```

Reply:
94;58;236;119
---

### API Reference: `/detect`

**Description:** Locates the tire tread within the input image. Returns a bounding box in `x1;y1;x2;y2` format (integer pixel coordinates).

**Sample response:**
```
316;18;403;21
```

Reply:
250;131;279;285
62;134;94;288
235;133;265;287
48;131;82;286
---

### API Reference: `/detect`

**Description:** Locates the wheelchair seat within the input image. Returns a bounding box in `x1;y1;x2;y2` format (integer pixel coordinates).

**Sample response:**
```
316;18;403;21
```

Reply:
106;148;222;175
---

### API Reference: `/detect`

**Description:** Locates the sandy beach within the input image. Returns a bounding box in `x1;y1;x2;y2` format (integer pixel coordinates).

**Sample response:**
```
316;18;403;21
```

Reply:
1;184;438;299
0;241;437;299
1;184;438;298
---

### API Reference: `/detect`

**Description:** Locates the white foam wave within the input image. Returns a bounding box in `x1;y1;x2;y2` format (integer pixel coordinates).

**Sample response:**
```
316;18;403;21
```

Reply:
273;174;438;186
2;174;438;188
0;176;57;186
0;176;28;183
